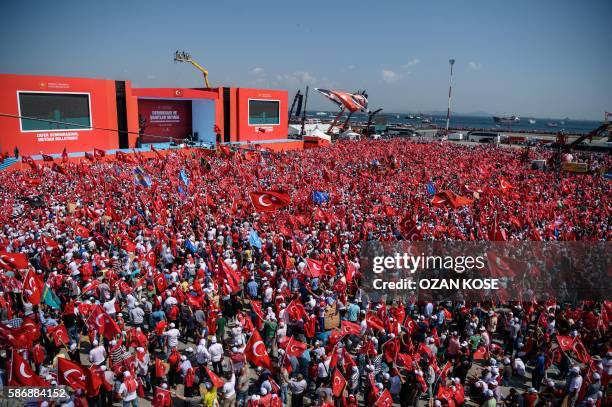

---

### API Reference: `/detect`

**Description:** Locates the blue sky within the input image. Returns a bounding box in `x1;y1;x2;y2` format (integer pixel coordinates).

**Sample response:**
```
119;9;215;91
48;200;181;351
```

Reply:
1;0;610;120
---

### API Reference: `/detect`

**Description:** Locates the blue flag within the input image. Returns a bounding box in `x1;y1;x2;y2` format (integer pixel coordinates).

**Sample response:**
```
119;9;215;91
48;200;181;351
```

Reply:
42;285;61;309
249;229;262;249
179;169;190;186
426;182;436;196
185;239;197;254
133;166;151;188
312;191;330;205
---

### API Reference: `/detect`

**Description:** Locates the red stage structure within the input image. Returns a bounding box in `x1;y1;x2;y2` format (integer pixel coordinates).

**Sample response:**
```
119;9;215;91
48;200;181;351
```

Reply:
0;73;291;157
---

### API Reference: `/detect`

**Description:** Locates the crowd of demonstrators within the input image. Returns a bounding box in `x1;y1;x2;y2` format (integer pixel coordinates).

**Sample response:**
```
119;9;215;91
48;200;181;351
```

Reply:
0;139;609;407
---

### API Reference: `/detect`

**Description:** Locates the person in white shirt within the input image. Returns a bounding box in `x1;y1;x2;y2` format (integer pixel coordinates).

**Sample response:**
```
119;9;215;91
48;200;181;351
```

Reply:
118;371;138;406
103;295;117;317
513;357;526;376
209;336;224;374
568;366;583;407
221;372;236;407
89;340;107;366
163;323;181;353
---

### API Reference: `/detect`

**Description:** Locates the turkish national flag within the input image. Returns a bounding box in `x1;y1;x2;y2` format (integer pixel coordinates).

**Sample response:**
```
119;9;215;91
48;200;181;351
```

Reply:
154;273;167;292
41;235;59;248
375;389;393;407
93;148;106;158
556;335;574;352
304;315;316;338
332;369;346;397
145;250;157;268
58;357;94;393
305;258;323;278
382;337;399;363
397;353;413;370
341;320;361;336
572;338;591;364
399;216;421;240
486;251;523;278
23;269;43;305
245;330;272;370
75;224;90;238
0;251;29;270
249;191;291;212
219;259;241;293
152;386;172;407
10;352;48;386
205;367;225;388
285;336;307;357
47;324;70;346
87;305;121;339
366;312;386;331
500;178;514;192
0;323;35;349
287;299;308;320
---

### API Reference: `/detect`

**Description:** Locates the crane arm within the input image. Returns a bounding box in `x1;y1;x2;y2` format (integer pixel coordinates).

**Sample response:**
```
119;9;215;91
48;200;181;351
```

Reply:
188;59;210;88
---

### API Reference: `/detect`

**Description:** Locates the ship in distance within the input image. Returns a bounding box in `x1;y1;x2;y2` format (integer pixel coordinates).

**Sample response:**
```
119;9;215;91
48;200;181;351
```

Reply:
493;114;520;124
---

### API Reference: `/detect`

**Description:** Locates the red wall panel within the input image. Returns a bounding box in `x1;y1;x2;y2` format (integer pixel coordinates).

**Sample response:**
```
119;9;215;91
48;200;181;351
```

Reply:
236;88;288;142
0;74;124;156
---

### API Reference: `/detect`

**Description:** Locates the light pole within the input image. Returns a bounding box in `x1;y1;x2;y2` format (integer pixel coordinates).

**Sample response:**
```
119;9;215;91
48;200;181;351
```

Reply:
445;59;455;134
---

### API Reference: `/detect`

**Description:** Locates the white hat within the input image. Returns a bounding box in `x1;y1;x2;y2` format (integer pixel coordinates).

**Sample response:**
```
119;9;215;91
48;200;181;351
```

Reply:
92;340;99;346
124;371;131;377
211;336;217;343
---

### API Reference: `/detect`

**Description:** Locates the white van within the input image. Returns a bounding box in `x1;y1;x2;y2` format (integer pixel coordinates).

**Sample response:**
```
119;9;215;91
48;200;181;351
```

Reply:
468;131;500;143
447;132;464;141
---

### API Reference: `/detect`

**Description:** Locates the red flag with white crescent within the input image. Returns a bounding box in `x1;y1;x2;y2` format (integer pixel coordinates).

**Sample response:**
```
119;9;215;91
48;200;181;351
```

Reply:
305;258;323;278
10;351;48;386
249;191;291;212
244;330;272;370
58;357;95;393
340;320;361;336
374;389;393;407
0;251;29;270
285;336;307;357
287;299;308;320
23;269;43;305
331;369;346;397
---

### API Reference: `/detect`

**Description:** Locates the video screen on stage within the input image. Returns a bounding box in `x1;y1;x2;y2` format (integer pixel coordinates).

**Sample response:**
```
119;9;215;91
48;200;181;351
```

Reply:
248;99;280;125
18;92;91;131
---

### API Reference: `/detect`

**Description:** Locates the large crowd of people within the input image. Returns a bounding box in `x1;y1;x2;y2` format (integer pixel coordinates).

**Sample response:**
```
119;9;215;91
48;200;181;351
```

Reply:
0;139;609;407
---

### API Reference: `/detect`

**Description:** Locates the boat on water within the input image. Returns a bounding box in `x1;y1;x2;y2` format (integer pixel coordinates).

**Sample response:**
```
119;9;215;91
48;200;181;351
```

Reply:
405;114;416;119
547;122;559;128
493;115;520;124
315;111;327;116
421;118;431;123
528;119;536;124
